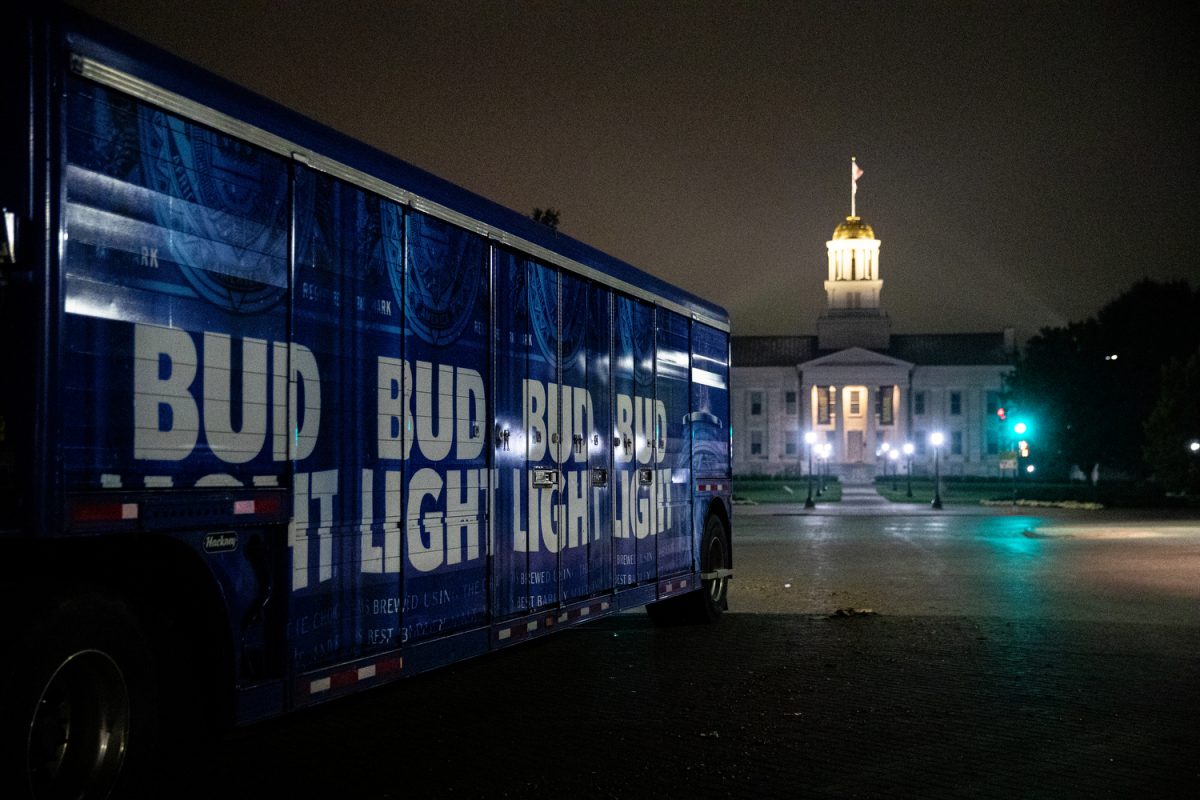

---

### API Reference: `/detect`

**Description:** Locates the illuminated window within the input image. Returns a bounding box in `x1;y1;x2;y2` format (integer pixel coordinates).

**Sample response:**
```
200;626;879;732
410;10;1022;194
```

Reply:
849;390;861;416
817;387;831;424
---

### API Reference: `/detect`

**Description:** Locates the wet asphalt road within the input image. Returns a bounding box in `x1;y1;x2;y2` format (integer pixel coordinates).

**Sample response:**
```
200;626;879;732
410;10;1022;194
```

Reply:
732;502;1200;626
172;497;1200;799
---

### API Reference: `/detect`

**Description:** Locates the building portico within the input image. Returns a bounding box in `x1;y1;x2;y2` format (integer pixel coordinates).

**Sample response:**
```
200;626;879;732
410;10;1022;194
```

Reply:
800;348;913;472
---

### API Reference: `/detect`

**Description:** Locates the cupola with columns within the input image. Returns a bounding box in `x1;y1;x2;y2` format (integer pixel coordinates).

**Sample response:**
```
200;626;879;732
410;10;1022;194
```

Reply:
816;158;891;350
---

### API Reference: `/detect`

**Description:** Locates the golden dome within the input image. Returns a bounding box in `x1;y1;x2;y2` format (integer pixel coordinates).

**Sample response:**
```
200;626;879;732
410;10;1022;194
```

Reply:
832;216;875;240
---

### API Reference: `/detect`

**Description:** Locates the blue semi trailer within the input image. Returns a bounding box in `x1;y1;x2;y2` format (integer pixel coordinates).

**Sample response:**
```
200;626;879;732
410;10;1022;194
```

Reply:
0;5;732;797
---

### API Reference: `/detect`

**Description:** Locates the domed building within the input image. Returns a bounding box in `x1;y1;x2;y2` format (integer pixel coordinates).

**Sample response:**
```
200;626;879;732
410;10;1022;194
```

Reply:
731;168;1015;480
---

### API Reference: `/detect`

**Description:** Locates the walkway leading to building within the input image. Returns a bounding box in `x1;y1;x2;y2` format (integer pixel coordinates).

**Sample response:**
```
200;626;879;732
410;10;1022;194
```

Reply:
837;480;891;509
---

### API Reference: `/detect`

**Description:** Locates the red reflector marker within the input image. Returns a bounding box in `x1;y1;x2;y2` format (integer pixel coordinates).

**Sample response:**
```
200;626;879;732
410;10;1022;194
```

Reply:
255;494;282;515
234;495;282;516
72;502;138;523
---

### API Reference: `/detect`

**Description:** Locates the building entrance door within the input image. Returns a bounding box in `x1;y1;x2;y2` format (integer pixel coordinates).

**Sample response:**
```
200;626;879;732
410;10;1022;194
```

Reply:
847;430;866;463
842;385;869;463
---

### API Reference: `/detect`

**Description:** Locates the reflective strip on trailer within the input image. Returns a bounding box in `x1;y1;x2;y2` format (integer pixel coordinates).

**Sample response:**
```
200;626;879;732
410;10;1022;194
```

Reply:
696;481;728;493
495;600;612;644
70;501;139;523
233;495;283;516
496;615;554;642
659;578;691;597
556;600;612;625
300;655;404;699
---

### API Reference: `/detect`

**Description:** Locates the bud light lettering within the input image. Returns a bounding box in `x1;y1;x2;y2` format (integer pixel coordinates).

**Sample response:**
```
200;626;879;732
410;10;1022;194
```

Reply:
376;358;486;462
613;466;674;540
510;467;595;553
291;469;338;590
357;468;489;577
522;380;597;465
129;325;683;593
614;394;667;465
133;323;320;463
405;467;487;572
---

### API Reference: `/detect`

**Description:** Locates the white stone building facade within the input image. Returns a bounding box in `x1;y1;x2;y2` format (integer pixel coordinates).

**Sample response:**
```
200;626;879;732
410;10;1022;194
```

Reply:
732;210;1014;480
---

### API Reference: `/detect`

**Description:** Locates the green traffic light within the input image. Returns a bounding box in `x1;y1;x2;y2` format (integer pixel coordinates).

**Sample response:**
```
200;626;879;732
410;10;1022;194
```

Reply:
1013;421;1027;435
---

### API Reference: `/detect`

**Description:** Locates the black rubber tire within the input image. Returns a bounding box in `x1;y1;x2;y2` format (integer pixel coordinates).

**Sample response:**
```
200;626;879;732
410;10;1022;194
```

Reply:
691;513;730;622
2;591;159;800
646;514;729;625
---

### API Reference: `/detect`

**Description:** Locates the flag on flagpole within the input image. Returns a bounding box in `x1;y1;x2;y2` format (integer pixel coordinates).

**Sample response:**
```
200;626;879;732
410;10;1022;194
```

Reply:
852;160;863;195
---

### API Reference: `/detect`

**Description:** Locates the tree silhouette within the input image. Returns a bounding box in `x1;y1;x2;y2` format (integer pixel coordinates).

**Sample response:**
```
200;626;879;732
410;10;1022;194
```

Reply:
1007;278;1200;479
532;207;560;231
1143;353;1200;494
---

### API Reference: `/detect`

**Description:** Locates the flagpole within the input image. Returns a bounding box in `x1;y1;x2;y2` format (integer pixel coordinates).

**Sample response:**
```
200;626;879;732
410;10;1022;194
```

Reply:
851;156;857;218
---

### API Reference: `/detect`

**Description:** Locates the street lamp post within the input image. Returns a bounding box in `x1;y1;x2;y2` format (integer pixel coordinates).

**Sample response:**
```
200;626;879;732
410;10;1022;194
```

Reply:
930;432;944;510
1012;421;1027;503
903;442;914;498
822;443;833;495
817;444;829;495
1188;440;1200;494
804;431;817;509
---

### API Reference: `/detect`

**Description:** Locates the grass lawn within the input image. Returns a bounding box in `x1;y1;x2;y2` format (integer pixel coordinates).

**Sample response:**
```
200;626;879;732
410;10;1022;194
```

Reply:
874;479;1009;505
874;479;1154;507
732;478;841;504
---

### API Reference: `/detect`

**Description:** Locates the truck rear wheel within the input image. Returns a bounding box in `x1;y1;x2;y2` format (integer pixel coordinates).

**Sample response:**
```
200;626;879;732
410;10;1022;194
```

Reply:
646;514;729;625
5;593;157;800
694;514;730;621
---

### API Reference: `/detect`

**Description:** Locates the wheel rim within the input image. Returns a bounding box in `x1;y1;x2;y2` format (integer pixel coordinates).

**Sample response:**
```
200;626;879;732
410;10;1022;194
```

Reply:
706;532;727;604
28;649;131;800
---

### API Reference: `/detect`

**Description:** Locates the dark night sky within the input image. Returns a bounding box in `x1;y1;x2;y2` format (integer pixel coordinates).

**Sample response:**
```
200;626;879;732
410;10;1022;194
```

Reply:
70;0;1199;341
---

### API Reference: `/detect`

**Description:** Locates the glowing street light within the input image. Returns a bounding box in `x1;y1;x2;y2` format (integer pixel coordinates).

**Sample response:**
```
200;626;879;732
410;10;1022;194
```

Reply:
1189;439;1200;454
902;442;915;498
930;431;945;510
804;431;818;509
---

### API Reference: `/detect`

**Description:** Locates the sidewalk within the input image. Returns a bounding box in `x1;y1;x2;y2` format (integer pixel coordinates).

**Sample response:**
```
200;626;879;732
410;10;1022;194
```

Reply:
838;481;892;507
737;480;1001;516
